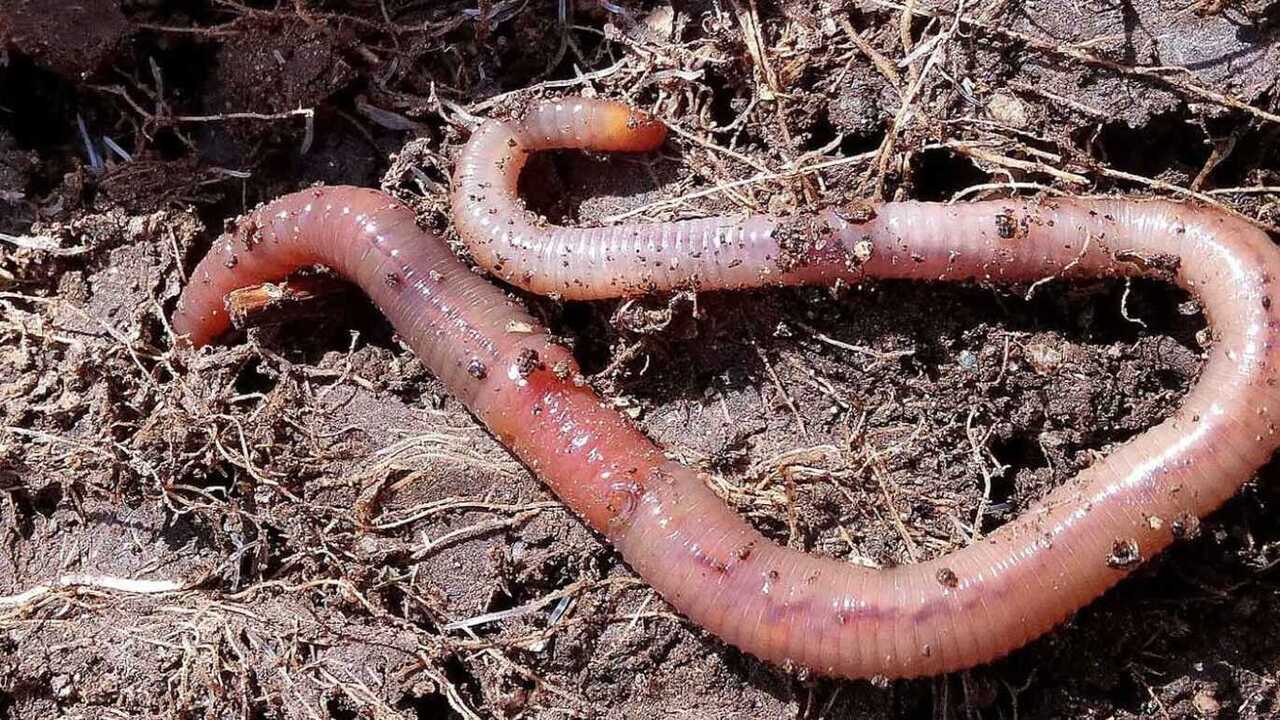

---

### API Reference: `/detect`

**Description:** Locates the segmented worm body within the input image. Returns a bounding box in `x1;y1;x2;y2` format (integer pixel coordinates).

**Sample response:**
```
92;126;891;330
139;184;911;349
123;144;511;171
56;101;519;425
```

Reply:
176;99;1280;680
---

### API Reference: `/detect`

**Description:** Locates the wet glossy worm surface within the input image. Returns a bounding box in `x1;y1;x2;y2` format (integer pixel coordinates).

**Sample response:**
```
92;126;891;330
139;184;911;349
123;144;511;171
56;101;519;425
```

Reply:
176;99;1280;680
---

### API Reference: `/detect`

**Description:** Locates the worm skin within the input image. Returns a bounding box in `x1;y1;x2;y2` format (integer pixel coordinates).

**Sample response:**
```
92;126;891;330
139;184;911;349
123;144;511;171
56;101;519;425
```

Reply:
445;98;1280;678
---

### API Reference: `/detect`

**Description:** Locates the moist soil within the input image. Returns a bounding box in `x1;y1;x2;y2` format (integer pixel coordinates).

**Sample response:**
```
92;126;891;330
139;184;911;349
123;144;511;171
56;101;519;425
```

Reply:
2;1;1280;718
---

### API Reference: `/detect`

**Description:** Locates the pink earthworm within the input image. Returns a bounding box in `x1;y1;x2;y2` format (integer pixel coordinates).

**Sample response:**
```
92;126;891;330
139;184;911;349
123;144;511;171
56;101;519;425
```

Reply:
174;98;1280;681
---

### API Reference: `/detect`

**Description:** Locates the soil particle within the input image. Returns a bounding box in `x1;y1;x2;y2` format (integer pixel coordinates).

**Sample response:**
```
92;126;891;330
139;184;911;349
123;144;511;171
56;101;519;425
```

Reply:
209;16;354;117
0;129;36;212
978;0;1280;128
1107;538;1144;569
202;14;357;162
0;0;130;78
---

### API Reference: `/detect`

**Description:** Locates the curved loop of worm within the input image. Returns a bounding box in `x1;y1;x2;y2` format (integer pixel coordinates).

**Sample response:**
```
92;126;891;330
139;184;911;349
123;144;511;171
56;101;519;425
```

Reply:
176;99;1280;680
446;98;1280;677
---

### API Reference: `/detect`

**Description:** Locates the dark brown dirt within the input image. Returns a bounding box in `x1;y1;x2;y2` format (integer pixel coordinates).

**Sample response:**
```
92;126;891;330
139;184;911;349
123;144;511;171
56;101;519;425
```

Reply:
3;1;1280;719
0;0;130;79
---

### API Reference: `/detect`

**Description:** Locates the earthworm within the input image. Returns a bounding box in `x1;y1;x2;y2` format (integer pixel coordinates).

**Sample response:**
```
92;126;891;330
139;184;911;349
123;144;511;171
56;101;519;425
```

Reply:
175;100;1280;681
